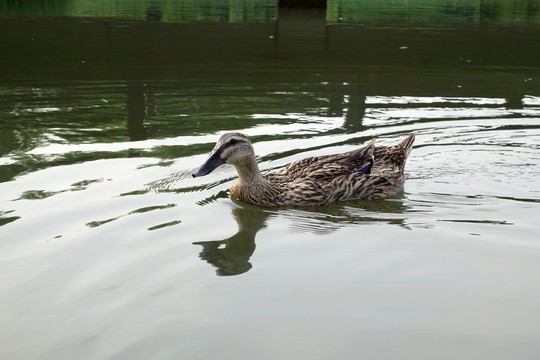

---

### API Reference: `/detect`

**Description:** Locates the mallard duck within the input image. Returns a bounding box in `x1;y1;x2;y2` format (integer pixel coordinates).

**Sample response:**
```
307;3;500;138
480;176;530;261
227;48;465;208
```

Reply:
192;132;415;207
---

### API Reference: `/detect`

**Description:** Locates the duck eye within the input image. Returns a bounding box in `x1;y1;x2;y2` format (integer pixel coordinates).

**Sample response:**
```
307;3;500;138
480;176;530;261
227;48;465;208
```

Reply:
229;138;238;145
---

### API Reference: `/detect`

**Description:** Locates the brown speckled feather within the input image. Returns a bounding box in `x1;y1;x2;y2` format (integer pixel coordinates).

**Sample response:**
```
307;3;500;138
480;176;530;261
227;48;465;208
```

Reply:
193;133;415;207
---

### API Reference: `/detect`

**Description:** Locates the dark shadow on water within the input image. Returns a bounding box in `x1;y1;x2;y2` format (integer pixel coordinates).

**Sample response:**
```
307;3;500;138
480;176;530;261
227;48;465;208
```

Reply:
126;80;150;142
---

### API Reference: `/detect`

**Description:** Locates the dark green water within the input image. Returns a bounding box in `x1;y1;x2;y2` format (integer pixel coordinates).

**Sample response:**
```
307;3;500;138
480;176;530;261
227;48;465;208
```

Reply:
1;1;540;359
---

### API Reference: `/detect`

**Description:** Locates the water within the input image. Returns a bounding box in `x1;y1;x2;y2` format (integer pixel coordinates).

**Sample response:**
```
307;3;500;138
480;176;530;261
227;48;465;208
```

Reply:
1;1;540;359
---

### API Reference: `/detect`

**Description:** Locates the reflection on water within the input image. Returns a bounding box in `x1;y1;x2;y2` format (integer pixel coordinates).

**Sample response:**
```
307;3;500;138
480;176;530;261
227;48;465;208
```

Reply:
194;198;413;276
1;3;540;360
1;0;538;26
194;204;271;276
327;0;540;25
280;196;412;234
0;0;277;22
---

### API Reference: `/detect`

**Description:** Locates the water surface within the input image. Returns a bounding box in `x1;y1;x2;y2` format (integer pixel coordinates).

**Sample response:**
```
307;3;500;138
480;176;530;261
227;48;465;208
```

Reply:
1;2;540;359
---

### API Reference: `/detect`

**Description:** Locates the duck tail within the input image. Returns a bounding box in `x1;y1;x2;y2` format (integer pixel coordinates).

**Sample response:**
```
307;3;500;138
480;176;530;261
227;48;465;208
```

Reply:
397;133;415;158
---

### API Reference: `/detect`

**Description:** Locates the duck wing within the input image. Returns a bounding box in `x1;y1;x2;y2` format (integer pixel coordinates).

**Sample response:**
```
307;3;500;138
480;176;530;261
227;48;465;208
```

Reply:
270;138;376;181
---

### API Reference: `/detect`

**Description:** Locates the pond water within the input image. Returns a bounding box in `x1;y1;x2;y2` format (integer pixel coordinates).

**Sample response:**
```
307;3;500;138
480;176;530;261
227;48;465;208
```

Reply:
1;2;540;359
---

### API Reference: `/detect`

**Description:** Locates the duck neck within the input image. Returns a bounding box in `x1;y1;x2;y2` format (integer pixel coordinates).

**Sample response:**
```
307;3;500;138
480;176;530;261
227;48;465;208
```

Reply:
233;157;265;186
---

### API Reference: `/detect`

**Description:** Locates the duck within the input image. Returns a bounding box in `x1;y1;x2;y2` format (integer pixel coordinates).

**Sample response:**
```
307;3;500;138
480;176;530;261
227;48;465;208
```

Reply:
192;132;415;207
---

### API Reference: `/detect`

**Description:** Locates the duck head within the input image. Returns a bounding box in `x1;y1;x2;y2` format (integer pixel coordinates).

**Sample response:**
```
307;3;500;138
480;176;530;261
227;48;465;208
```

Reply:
192;133;255;177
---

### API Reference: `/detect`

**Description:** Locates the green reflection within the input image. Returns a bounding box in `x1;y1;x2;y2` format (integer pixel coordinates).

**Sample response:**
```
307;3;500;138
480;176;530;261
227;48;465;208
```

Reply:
327;0;540;25
1;0;538;25
85;203;178;228
0;210;20;227
0;0;277;23
1;3;539;189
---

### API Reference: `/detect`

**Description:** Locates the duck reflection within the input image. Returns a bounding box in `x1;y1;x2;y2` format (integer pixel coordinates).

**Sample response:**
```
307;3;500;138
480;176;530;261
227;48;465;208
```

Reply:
194;194;412;276
193;204;273;276
283;195;411;234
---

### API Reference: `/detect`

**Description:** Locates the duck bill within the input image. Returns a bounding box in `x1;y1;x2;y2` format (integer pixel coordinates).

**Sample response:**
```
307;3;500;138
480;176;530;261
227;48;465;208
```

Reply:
192;153;225;177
